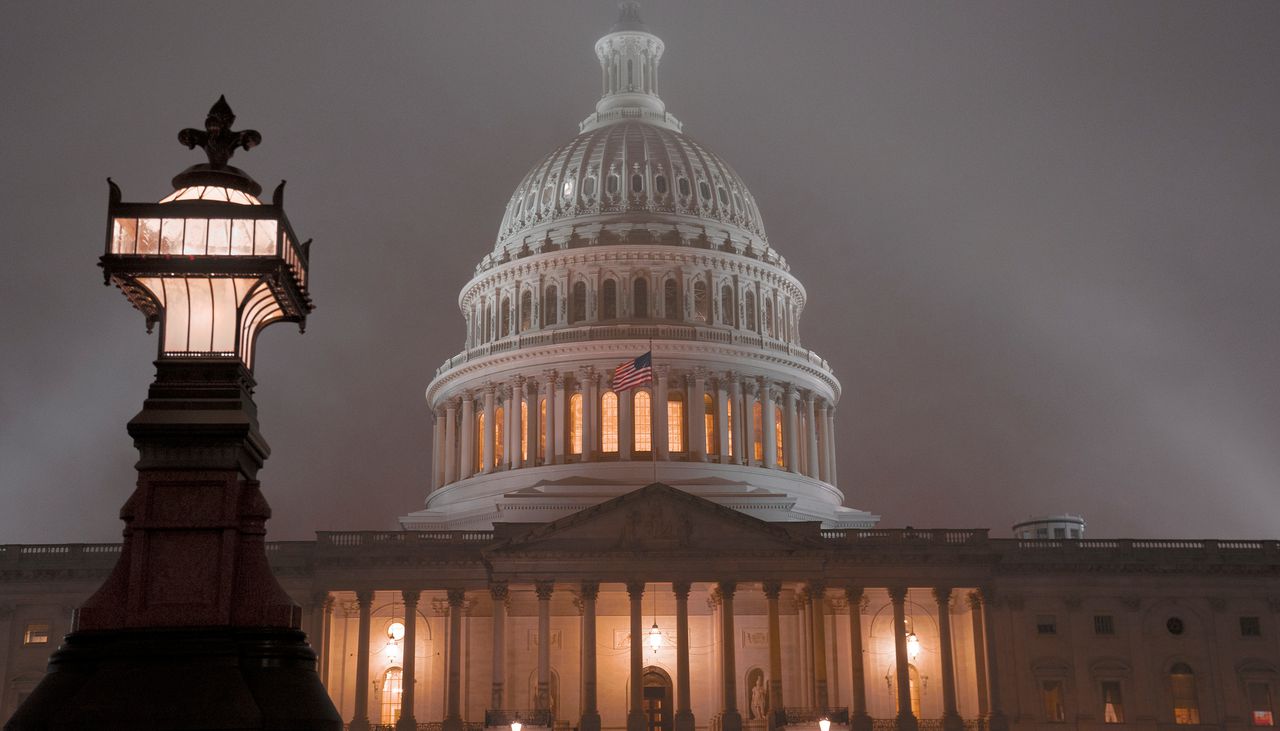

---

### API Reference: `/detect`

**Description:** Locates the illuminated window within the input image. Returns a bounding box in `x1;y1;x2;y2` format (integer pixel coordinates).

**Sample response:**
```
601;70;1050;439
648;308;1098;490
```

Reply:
520;291;532;331
475;410;485;472
494;406;504;466
500;296;511;337
704;393;717;455
562;178;575;199
1248;682;1274;726
720;285;735;327
1102;681;1125;723
894;664;922;718
775;406;785;468
693;280;708;323
569;393;583;455
1171;663;1200;724
520;401;528;462
602;279;618;320
633;278;649;319
634;390;652;452
538;399;547;462
543;285;558;326
1042;680;1066;723
726;400;734;456
745;290;757;331
664;278;680;319
601;391;619;453
572;281;587;323
667;393;685;452
23;623;49;645
753;401;763;462
380;667;403;724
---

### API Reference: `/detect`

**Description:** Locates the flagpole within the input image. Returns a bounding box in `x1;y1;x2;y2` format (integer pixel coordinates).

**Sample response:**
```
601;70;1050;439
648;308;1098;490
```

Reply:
649;337;657;485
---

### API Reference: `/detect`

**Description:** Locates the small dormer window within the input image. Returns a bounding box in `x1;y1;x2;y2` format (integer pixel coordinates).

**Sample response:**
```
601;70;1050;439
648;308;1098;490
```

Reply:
607;174;620;196
562;179;575;199
717;186;729;205
678;177;691;197
655;175;668;196
698;180;711;201
583;176;597;197
631;173;644;194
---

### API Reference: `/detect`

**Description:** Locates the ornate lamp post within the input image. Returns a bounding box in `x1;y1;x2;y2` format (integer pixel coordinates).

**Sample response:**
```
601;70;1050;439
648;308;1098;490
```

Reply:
6;97;340;730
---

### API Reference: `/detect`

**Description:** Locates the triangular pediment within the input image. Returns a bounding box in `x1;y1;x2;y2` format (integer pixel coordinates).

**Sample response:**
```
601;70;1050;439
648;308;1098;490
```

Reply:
486;482;819;556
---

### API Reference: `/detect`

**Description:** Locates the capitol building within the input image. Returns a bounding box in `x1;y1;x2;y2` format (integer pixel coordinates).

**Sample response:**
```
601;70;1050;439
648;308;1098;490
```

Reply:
2;5;1279;731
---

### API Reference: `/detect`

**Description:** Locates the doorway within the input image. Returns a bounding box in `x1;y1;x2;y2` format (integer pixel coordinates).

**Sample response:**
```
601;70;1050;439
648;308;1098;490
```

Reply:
642;667;674;731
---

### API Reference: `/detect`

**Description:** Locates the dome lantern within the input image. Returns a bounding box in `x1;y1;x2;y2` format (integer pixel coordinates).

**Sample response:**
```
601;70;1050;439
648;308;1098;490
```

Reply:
582;2;681;133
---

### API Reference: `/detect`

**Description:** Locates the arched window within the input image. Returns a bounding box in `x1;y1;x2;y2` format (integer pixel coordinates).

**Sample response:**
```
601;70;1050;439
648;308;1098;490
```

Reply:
633;278;649;319
753;401;763;462
1171;663;1200;724
667;392;685;453
543;285;558;327
634;390;652;452
538;398;547;463
380;667;403;724
482;302;491;342
500;296;511;337
763;298;774;338
601;391;619;453
475;410;485;473
571;281;587;323
494;405;504;466
601;279;618;320
569;393;583;455
720;285;735;327
745;290;757;331
774;405;785;468
704;393;717;455
520;400;528;463
693;280;708;323
520;291;532;331
663;278;680;319
893;665;922;719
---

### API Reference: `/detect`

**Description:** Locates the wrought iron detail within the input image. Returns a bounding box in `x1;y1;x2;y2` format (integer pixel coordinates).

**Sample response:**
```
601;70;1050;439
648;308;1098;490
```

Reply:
178;95;261;169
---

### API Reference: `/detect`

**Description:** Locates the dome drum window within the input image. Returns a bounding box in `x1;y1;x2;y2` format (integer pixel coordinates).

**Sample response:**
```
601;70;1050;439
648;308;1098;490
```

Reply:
697;180;711;201
583;176;597;198
606;174;620;197
678;177;691;198
654;175;668;196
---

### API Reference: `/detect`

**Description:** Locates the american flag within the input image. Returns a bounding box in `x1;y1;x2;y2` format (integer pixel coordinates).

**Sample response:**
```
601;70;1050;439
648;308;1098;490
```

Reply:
612;351;653;392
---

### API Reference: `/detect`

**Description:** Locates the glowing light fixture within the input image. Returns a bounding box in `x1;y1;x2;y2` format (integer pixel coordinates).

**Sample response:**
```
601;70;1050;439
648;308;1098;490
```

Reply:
647;584;662;652
388;621;406;641
819;718;831;731
511;721;523;731
906;631;921;661
101;96;312;370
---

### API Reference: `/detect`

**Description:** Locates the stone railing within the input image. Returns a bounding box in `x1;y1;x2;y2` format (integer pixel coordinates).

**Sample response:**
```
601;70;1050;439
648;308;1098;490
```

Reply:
484;709;552;728
820;529;989;545
435;323;832;378
317;531;496;547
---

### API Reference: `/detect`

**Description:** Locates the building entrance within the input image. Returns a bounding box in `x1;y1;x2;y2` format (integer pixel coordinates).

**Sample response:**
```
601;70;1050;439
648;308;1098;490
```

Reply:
642;667;673;731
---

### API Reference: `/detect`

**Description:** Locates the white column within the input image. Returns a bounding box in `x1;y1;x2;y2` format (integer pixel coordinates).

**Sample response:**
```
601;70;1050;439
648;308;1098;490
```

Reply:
543;370;558;465
762;381;778;469
783;384;799;474
826;407;838;484
743;380;758;467
655;365;670;460
582;367;599;458
715;376;730;462
727;372;743;465
815;401;829;483
805;394;820;479
444;399;459;485
554;373;567;464
459;393;475;480
689;369;706;461
433;408;446;489
620;388;633;461
482;383;496;474
525;378;538;467
507;379;522;470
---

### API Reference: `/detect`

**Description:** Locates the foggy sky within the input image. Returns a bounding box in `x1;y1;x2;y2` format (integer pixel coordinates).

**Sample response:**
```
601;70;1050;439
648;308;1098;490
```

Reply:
2;1;1278;543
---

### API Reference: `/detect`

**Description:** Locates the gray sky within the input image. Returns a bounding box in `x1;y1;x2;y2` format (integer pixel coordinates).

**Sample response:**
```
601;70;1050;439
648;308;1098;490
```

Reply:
2;1;1278;543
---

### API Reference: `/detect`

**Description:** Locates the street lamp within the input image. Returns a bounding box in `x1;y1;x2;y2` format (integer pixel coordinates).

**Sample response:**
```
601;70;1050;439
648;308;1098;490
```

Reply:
7;97;338;731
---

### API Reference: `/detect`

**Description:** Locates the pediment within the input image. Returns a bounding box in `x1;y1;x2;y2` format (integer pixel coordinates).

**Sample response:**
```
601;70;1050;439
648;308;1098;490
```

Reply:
487;482;817;556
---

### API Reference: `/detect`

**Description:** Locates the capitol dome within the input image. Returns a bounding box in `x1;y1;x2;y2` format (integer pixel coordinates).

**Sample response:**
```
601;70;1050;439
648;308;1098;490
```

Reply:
403;2;878;531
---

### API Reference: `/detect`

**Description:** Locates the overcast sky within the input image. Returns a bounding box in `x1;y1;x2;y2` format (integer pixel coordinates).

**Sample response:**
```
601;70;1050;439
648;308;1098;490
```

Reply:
2;1;1278;543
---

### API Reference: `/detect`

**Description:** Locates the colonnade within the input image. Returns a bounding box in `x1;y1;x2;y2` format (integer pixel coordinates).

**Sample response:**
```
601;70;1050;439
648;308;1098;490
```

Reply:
311;583;1007;731
432;369;838;490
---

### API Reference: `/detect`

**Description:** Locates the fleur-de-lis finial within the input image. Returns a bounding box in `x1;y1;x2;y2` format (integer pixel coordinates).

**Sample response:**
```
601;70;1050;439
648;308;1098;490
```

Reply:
177;95;262;169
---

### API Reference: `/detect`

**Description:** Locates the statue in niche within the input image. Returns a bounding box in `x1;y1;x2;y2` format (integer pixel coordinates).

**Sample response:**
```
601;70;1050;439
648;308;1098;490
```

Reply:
749;670;768;720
